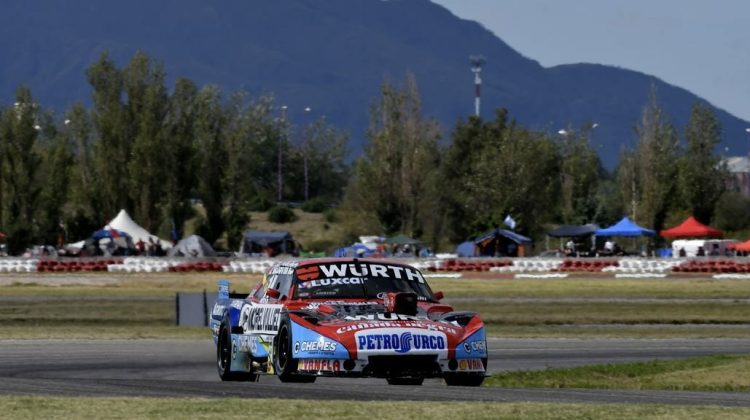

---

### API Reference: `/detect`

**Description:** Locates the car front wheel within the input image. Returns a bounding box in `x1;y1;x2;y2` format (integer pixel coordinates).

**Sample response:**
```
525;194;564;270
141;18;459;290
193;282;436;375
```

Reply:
273;319;316;383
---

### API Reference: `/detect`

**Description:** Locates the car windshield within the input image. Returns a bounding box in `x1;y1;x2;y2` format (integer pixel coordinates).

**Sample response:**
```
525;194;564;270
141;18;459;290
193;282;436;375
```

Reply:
293;262;434;301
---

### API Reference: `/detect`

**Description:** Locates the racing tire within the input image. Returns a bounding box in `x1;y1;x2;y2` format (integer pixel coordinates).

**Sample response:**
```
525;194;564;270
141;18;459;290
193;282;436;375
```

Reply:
217;323;258;382
443;374;485;387
386;377;424;386
273;318;316;383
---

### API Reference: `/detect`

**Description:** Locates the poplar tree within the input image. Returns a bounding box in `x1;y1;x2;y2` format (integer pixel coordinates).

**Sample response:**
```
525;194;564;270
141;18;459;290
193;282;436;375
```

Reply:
161;78;198;239
632;90;679;230
124;52;169;232
193;85;227;244
558;125;603;224
64;103;99;240
678;102;726;223
347;74;440;237
87;51;129;219
0;87;42;253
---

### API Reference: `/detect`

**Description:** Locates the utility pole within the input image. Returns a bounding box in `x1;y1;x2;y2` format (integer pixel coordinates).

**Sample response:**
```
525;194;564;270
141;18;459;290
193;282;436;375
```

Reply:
470;55;486;117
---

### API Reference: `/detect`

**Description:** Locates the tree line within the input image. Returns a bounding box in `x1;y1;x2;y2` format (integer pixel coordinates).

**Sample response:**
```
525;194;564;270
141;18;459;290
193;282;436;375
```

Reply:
0;52;741;255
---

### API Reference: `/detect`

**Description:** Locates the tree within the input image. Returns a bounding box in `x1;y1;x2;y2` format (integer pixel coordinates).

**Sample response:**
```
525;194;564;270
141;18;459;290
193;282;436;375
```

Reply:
0;87;43;253
221;92;256;251
558;125;604;224
441;116;485;243
630;90;680;231
63;103;100;240
345;74;440;238
36;115;74;246
87;51;129;218
193;85;227;245
441;109;560;241
124;52;169;232
161;77;198;240
678;102;726;223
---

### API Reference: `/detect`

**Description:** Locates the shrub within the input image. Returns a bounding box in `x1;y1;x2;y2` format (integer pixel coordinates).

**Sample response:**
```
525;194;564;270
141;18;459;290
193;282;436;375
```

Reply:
323;208;338;223
304;239;336;254
249;194;274;212
301;197;328;213
268;206;298;224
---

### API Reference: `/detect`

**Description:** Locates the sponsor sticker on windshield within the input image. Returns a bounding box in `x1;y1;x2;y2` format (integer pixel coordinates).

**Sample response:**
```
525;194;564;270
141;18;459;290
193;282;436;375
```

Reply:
296;263;424;283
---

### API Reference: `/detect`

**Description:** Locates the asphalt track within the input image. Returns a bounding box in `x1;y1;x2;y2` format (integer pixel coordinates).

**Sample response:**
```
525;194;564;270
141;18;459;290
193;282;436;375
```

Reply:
1;338;749;406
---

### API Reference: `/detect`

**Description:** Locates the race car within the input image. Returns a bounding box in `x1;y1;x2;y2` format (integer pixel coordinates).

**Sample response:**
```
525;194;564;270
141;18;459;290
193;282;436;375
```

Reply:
210;258;487;386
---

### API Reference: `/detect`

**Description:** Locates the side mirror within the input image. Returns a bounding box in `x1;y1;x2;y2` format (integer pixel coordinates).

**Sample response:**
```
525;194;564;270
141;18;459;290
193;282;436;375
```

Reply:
433;291;444;301
265;288;281;299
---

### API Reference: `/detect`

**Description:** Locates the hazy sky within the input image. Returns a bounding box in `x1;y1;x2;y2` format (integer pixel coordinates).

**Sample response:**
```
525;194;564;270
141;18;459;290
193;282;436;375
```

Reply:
432;0;750;124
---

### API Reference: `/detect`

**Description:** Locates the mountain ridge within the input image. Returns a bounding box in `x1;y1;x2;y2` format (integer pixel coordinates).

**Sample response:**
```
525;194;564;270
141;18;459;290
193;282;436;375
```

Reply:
1;0;746;167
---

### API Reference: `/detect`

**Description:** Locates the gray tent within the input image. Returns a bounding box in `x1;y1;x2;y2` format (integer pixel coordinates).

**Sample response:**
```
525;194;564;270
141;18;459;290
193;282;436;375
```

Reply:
168;235;216;257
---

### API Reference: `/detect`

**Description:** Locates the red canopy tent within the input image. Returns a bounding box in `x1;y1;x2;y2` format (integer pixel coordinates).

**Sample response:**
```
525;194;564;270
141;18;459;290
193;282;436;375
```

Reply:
660;216;723;238
728;240;750;252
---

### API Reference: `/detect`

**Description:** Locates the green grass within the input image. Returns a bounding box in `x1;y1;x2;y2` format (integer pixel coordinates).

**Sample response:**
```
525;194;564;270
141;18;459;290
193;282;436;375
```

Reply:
430;277;750;299
457;301;750;326
2;397;750;420
2;274;750;339
486;354;750;392
484;324;750;339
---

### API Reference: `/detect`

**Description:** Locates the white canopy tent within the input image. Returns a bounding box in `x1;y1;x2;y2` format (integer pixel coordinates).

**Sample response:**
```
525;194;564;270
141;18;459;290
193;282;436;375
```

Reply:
105;209;172;249
68;209;172;250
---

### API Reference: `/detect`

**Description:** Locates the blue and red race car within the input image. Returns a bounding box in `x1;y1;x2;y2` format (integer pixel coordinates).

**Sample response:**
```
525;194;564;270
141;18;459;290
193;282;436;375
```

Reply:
210;258;487;386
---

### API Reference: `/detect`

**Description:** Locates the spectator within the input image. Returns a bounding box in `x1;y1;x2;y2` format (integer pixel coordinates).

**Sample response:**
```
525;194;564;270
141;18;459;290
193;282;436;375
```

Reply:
696;246;706;257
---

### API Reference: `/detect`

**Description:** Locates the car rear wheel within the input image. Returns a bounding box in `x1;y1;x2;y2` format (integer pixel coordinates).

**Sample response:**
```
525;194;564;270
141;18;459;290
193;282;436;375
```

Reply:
386;377;424;386
273;319;316;383
217;323;257;382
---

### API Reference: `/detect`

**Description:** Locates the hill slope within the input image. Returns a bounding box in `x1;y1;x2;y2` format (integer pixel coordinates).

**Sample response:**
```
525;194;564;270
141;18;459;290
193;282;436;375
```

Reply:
1;0;746;167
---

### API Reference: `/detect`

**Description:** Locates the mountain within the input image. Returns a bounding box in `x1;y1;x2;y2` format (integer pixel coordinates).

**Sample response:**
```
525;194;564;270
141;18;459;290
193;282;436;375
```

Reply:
1;0;747;168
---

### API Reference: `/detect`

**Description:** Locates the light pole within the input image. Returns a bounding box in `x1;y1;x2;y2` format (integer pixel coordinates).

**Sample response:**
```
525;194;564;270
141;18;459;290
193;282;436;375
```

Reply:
746;128;750;155
303;106;312;202
278;105;288;203
470;55;486;117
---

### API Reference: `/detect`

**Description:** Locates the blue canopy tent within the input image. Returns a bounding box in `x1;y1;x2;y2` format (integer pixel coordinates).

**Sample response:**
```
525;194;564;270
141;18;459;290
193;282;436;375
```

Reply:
334;243;375;258
595;217;655;256
474;228;532;257
92;229;130;240
87;229;135;256
595;217;655;237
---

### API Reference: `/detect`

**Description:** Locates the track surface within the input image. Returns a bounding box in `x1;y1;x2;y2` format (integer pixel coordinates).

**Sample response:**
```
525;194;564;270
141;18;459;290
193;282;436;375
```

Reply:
1;338;749;406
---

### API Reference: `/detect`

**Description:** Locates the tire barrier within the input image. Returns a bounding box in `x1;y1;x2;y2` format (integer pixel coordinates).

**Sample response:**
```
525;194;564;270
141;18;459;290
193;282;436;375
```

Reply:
0;258;39;273
4;256;750;276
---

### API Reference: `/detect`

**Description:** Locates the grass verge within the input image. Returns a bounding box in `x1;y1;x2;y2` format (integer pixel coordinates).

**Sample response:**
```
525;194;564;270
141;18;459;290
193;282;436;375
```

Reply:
429;277;750;299
2;397;750;420
486;354;750;392
2;274;750;339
